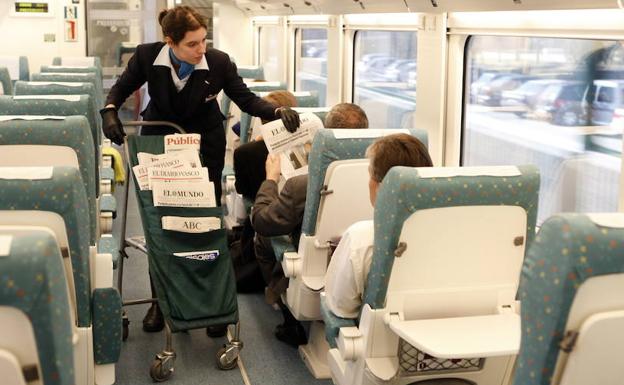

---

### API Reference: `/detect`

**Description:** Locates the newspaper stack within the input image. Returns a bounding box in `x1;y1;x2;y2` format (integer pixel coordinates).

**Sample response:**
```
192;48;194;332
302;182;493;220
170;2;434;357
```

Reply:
131;133;217;208
259;112;324;179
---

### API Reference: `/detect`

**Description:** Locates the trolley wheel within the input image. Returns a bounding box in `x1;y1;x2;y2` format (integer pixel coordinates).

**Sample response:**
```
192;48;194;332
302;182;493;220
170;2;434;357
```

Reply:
216;346;238;370
122;316;129;341
150;355;175;382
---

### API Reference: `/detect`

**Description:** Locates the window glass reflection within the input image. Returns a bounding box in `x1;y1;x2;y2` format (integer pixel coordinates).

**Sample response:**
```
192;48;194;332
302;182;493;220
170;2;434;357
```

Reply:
296;28;328;106
259;26;285;82
353;30;417;128
463;36;623;223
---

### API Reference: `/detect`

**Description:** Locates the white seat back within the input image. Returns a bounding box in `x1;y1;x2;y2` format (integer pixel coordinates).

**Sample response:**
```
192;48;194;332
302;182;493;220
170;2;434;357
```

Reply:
0;308;40;385
0;145;78;168
387;205;527;319
554;273;624;385
316;159;372;245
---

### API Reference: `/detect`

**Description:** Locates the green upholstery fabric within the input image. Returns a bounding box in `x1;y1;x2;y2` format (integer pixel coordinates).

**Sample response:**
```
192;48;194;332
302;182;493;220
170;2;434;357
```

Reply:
364;165;540;309
237;66;265;80
14;81;100;133
0;231;74;385
270;235;296;263
100;194;117;219
0;56;29;81
0;167;92;326
0;67;13;95
92;288;122;365
320;295;356;348
41;65;102;84
0;116;97;244
220;95;232;131
295;92;319;107
30;72;103;111
126;135;238;332
52;56;102;72
114;43;138;66
513;214;624;385
19;56;29;81
97;235;119;269
301;128;428;236
100;166;114;183
294;107;330;123
0;95;100;153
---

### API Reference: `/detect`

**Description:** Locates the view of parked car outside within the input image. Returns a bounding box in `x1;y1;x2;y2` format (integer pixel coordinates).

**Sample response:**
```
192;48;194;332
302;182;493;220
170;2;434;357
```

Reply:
464;36;624;225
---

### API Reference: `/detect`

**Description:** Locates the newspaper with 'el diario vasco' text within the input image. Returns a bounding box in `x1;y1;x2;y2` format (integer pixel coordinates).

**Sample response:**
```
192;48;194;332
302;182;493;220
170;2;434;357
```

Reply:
131;133;216;208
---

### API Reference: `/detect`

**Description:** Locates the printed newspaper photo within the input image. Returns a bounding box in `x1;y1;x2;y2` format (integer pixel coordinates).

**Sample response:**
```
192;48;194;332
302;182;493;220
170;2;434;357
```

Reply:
259;112;324;179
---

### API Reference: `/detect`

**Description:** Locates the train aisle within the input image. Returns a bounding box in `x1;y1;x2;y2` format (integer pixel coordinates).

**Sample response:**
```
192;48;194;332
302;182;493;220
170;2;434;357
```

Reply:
113;172;331;385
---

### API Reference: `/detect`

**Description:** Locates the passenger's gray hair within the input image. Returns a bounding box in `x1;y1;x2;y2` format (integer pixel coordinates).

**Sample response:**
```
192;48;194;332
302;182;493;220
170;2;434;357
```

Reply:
324;103;369;129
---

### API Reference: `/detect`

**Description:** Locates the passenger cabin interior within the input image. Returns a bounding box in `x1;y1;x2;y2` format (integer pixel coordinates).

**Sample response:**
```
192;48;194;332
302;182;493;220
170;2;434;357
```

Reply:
1;0;624;384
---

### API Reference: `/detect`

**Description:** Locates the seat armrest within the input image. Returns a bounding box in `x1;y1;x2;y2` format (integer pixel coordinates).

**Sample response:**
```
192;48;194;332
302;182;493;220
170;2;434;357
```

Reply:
99;194;117;223
97;234;119;269
337;327;363;362
282;251;301;278
92;288;122;366
100;167;114;194
388;313;521;359
270;235;296;263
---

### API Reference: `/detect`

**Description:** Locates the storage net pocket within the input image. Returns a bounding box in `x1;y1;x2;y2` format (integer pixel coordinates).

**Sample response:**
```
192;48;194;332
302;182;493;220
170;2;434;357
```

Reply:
398;339;483;375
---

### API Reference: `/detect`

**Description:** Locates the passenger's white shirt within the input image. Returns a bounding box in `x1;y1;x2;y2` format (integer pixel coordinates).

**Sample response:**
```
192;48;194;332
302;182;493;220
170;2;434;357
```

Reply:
324;220;374;319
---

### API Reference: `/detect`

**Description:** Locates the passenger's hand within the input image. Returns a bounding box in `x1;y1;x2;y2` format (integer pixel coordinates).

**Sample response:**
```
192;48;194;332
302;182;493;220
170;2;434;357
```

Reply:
99;106;125;145
265;154;281;183
275;107;300;133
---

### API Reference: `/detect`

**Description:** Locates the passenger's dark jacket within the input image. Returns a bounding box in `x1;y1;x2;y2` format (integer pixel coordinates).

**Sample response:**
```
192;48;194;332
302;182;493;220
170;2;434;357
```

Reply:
106;42;276;171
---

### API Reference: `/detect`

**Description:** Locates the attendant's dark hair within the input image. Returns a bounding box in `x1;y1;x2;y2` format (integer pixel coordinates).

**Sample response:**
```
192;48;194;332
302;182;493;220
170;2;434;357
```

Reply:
158;6;207;44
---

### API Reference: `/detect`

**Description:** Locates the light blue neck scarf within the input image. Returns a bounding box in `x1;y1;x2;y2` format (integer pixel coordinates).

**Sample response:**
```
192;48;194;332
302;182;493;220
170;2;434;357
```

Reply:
169;48;195;79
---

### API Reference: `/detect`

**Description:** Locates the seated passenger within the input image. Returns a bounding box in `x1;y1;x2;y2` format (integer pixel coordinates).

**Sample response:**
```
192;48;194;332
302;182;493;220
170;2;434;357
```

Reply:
230;91;298;296
251;103;369;346
233;90;298;200
324;133;433;319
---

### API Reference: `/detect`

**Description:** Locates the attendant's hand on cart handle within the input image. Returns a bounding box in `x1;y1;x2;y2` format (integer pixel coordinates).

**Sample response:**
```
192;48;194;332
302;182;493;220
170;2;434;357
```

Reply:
275;106;300;133
100;104;126;145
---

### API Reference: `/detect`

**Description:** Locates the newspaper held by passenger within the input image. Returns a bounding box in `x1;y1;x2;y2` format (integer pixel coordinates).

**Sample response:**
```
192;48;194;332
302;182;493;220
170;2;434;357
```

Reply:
164;133;201;153
259;112;324;179
152;181;216;208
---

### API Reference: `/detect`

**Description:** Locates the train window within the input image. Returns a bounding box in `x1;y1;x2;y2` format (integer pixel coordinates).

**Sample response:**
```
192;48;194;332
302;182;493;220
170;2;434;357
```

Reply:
353;30;417;128
295;28;328;106
258;26;285;81
463;36;623;223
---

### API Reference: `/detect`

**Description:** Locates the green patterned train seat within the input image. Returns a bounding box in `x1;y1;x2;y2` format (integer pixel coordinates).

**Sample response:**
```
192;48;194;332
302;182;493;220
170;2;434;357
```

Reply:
0;230;74;385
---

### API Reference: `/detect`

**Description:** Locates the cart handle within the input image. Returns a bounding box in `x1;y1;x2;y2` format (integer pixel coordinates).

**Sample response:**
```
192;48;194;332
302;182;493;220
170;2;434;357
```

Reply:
121;120;187;135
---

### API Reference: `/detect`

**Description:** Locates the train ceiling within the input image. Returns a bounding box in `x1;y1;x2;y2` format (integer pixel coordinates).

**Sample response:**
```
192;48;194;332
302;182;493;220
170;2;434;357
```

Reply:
231;0;622;15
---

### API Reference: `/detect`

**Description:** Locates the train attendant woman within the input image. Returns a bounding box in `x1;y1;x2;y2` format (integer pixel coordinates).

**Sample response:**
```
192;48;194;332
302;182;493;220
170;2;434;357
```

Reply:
100;5;300;200
100;5;299;334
